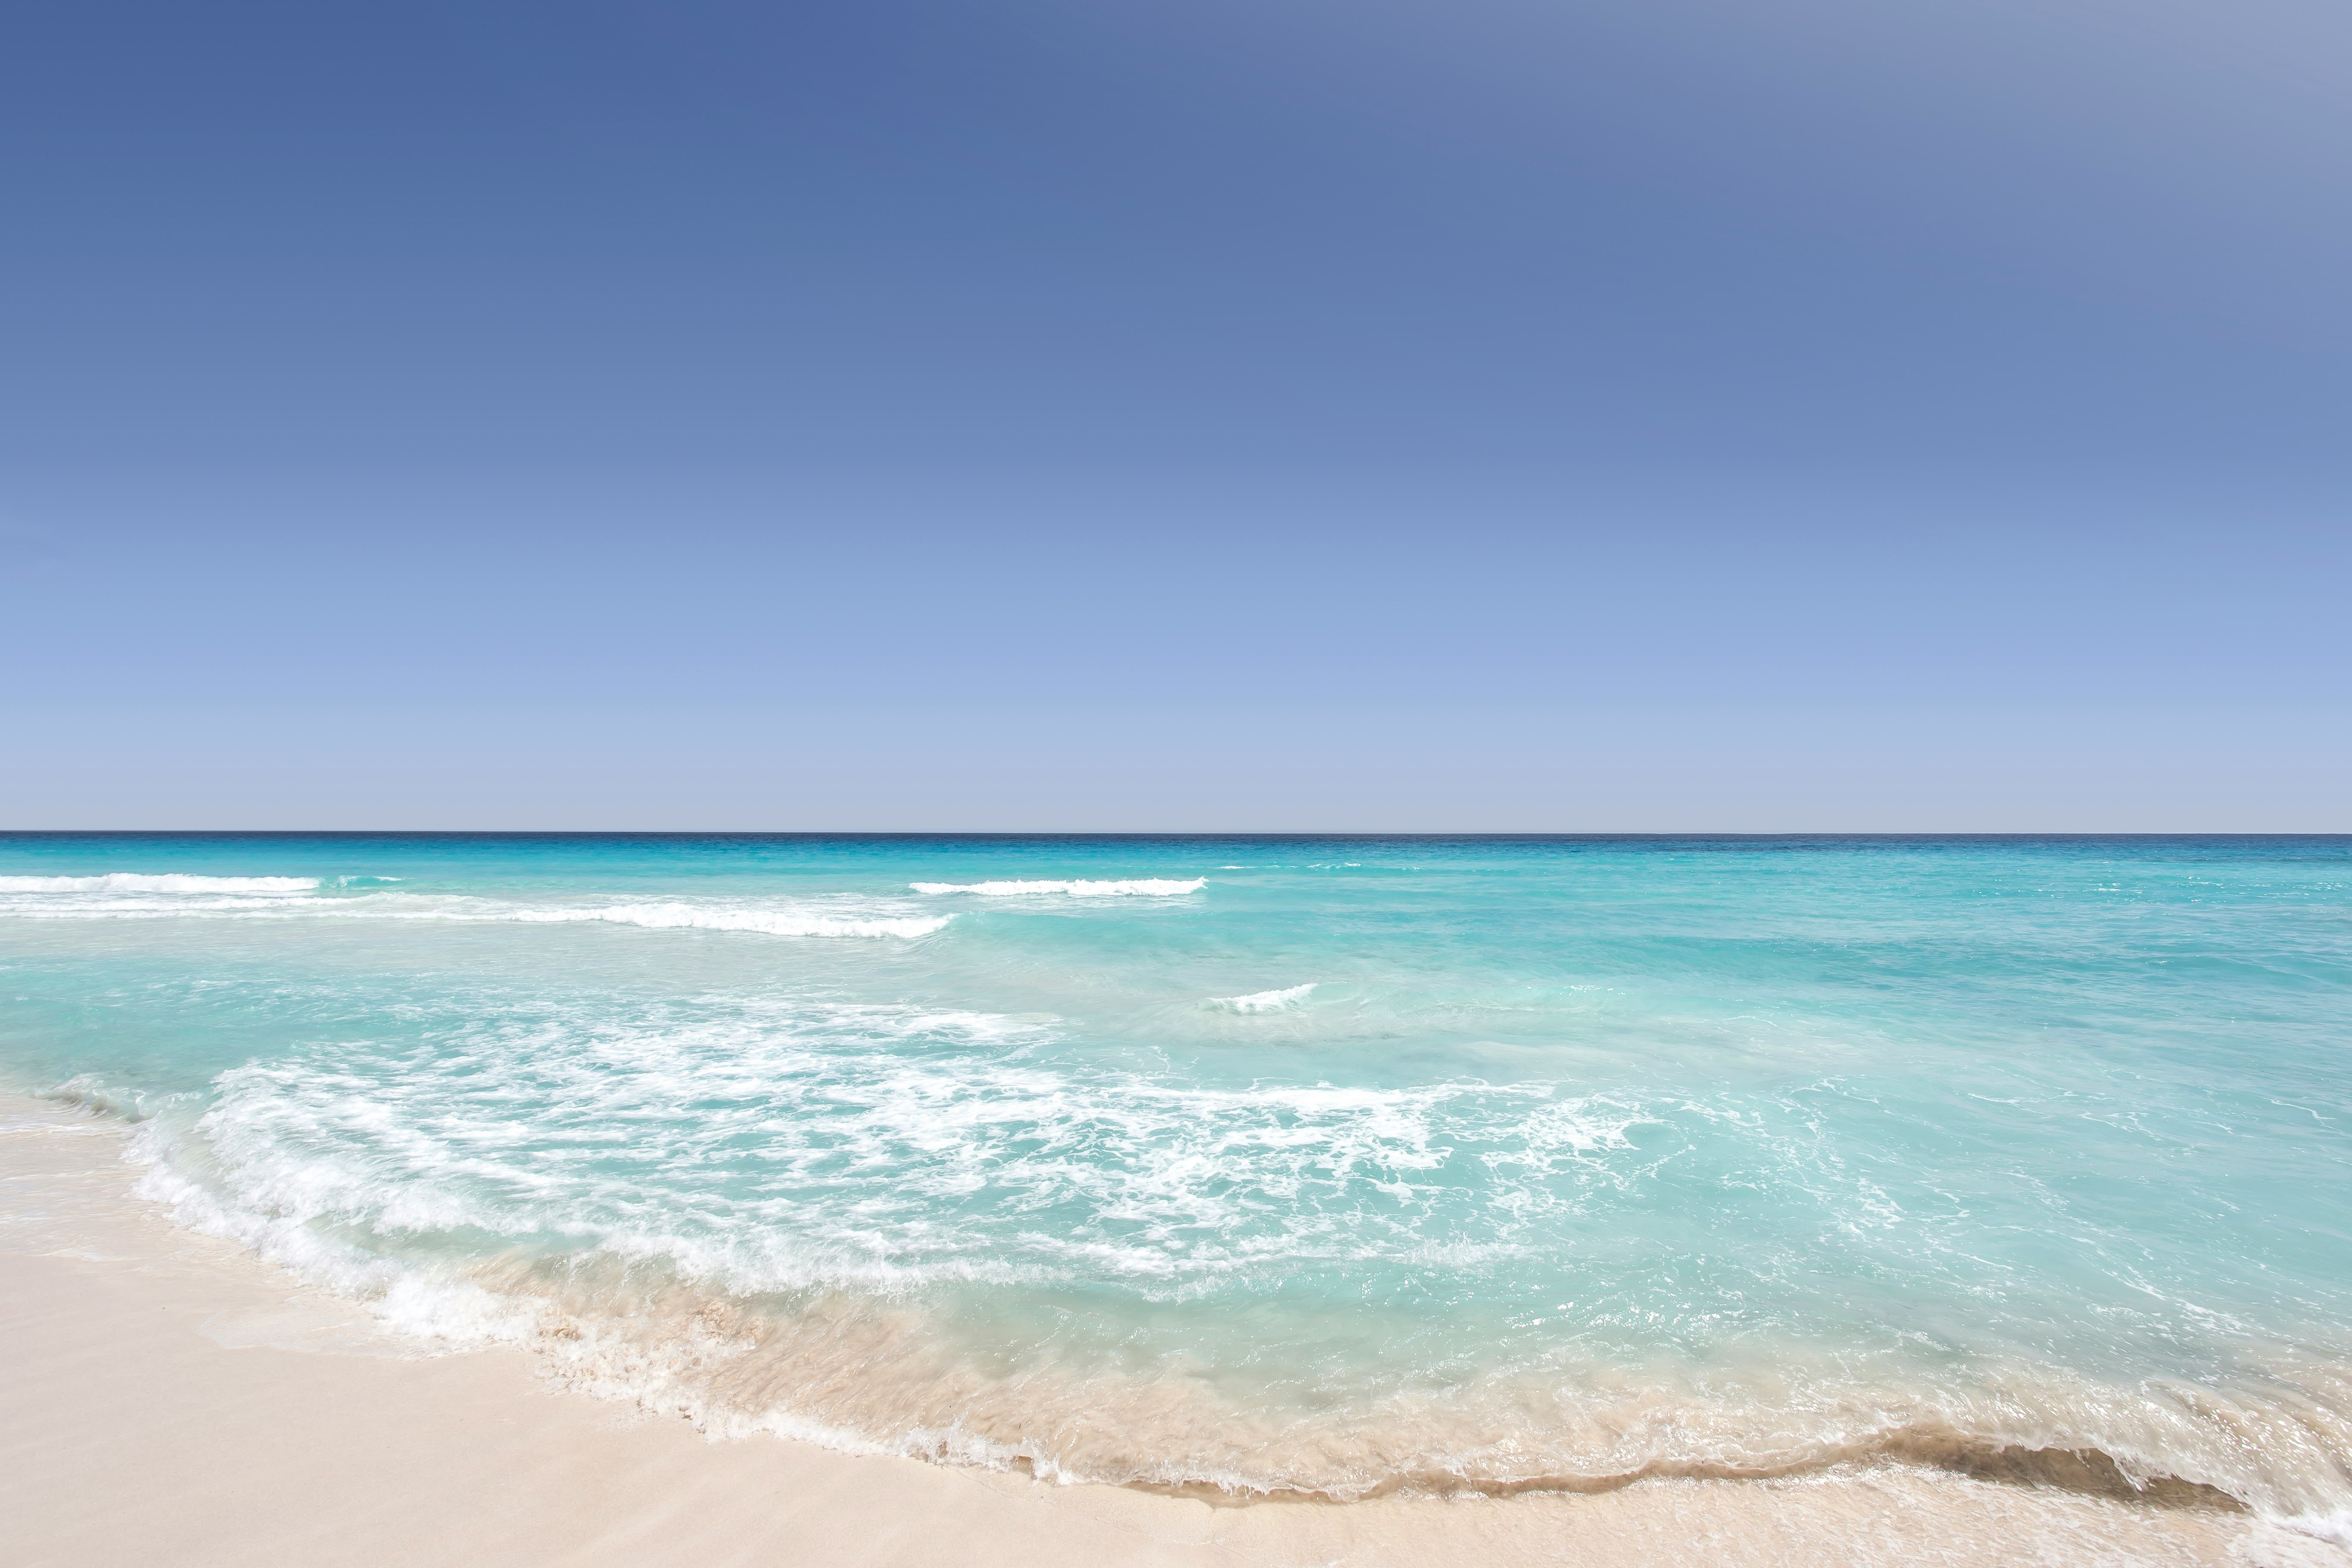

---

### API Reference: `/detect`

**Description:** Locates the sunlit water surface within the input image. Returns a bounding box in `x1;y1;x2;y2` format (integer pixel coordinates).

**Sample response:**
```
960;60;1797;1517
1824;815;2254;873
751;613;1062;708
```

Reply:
3;834;2347;1531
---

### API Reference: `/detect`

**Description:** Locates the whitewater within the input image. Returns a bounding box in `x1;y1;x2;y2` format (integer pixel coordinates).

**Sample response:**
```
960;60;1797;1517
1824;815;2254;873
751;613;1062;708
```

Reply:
3;834;2348;1543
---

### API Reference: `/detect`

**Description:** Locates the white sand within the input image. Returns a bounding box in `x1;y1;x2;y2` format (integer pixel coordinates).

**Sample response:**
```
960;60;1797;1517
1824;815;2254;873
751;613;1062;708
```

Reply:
3;1096;2339;1568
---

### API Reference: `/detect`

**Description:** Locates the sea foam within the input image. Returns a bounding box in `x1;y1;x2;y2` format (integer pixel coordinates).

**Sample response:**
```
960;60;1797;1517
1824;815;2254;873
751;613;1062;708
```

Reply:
0;873;317;894
109;1018;2352;1515
911;878;1205;897
504;902;953;940
0;881;950;939
1211;983;1316;1013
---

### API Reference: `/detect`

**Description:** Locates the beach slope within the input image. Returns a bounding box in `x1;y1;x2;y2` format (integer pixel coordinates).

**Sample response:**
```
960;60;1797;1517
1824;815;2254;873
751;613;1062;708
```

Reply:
0;1100;2326;1568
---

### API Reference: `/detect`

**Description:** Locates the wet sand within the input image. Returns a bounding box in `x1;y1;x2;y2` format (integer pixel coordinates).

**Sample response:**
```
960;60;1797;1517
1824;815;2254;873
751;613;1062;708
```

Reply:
2;1098;2336;1568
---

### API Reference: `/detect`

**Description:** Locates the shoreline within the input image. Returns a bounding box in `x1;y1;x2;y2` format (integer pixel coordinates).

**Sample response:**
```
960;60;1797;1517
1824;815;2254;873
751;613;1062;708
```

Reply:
0;1093;2336;1567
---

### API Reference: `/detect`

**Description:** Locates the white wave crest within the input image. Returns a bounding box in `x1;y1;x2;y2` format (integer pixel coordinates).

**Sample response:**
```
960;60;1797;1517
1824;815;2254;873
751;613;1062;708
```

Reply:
1212;983;1317;1014
507;902;954;940
0;873;317;894
910;878;1206;897
0;883;950;939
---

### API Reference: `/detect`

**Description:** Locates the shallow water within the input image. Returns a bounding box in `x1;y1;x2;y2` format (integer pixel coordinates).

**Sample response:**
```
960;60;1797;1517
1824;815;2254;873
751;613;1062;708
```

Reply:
2;834;2347;1531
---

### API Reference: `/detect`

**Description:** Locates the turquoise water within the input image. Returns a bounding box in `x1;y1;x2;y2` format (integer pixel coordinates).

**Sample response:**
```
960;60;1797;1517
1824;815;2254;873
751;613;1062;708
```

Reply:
3;834;2349;1524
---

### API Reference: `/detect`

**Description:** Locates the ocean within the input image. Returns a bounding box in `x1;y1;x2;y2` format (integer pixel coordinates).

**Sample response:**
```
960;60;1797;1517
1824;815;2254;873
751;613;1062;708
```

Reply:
2;834;2346;1534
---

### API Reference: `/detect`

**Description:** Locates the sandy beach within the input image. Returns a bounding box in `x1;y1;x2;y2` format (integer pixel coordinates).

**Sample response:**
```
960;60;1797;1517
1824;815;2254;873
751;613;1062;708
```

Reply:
4;1097;2337;1568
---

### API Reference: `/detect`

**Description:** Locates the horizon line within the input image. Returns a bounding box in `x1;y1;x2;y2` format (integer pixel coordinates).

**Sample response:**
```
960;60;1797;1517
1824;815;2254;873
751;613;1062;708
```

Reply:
3;830;2348;841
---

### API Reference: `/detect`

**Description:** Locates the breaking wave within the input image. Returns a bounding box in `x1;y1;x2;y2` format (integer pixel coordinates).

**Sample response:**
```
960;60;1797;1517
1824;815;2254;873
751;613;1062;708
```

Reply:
502;903;953;940
911;878;1206;897
0;881;950;939
0;873;317;894
1211;983;1317;1013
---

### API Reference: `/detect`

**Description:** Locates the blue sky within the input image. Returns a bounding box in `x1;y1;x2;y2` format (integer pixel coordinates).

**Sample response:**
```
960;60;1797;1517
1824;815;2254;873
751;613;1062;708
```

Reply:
4;0;2346;828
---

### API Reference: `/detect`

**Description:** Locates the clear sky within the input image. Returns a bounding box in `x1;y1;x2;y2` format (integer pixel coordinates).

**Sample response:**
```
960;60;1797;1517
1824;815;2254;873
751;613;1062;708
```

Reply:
4;0;2347;829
